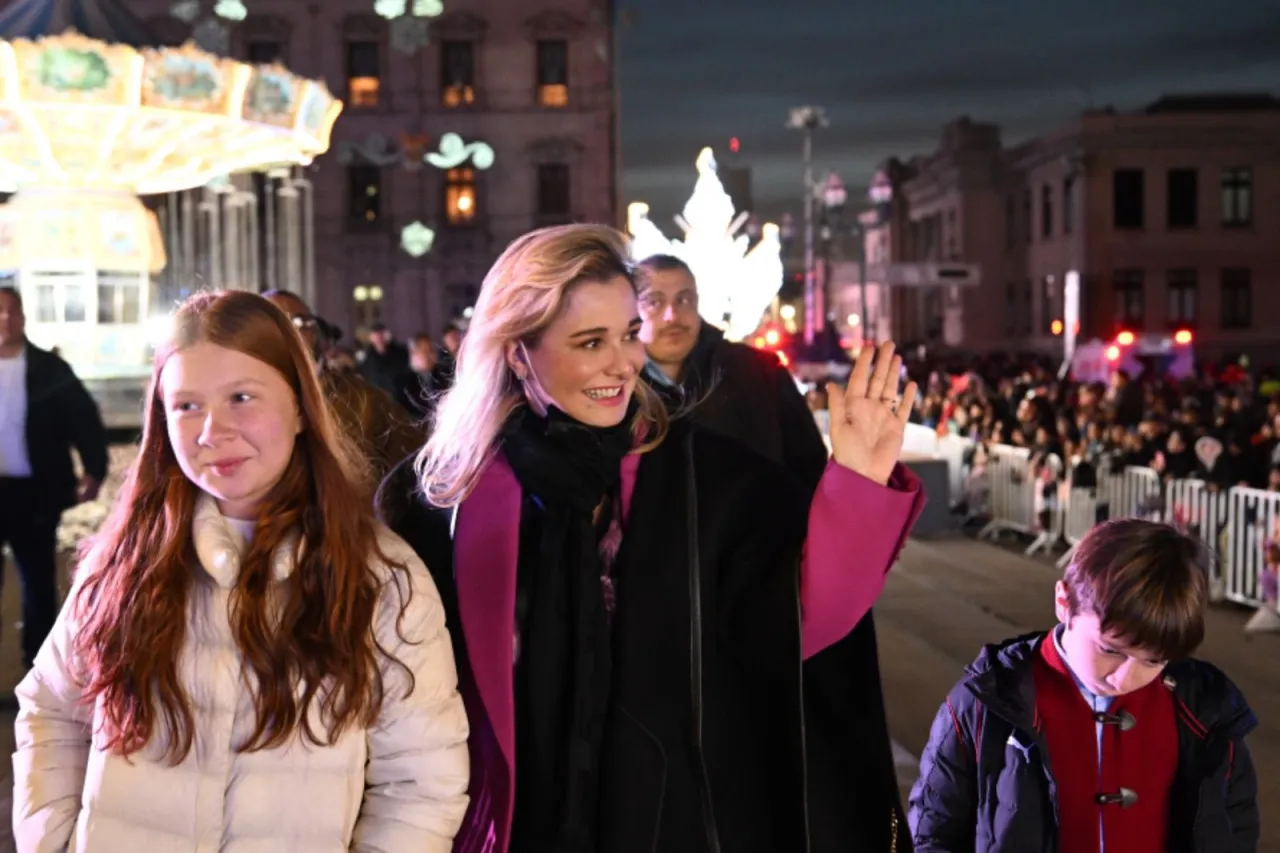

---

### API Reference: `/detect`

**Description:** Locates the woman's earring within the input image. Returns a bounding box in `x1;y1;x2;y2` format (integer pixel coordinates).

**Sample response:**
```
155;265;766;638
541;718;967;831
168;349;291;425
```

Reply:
513;365;527;380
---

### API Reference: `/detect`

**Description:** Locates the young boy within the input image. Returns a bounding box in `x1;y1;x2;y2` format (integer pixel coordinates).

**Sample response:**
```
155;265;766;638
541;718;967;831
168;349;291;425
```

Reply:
909;518;1258;852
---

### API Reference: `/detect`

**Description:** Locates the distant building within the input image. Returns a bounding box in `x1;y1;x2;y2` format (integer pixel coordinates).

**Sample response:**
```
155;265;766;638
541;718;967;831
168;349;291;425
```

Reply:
132;0;620;341
872;94;1280;358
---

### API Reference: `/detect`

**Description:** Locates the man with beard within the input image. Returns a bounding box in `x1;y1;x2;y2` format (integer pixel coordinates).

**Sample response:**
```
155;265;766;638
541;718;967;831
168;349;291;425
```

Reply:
636;255;911;851
264;290;423;481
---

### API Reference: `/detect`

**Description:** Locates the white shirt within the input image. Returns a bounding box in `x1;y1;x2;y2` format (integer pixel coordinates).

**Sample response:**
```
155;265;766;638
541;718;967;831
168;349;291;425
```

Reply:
0;346;32;477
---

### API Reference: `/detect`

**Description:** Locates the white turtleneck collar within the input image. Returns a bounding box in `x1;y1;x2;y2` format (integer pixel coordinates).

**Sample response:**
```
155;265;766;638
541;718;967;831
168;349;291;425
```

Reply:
191;493;298;588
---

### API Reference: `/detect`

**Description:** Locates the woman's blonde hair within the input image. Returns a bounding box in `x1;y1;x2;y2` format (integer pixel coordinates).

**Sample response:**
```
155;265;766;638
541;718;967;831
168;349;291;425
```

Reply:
417;223;668;506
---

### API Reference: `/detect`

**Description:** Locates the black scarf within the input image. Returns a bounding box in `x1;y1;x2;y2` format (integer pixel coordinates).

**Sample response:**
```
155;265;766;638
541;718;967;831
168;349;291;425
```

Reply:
501;400;638;851
642;322;723;408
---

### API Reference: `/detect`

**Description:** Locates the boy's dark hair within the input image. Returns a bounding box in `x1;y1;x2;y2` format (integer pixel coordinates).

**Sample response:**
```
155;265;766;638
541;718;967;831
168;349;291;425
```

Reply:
0;285;20;308
1064;518;1208;660
634;254;694;292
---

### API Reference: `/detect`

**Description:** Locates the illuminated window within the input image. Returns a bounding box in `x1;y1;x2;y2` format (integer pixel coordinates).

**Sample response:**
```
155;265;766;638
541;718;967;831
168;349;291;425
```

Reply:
31;272;87;323
247;39;282;64
347;165;382;226
441;40;475;108
536;40;568;108
96;273;141;324
346;41;381;108
353;284;384;331
536;163;571;224
35;283;56;322
445;167;477;225
63;283;86;322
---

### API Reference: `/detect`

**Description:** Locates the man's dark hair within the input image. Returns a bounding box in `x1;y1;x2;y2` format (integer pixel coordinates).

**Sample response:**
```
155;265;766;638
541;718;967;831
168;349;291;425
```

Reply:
1064;518;1209;660
634;254;694;292
0;285;20;309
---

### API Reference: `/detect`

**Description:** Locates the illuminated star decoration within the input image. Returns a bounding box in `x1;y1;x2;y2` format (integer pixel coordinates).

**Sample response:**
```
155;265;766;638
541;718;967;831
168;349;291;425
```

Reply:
628;147;784;342
425;132;494;170
400;221;435;257
374;0;445;54
399;132;494;255
170;0;246;53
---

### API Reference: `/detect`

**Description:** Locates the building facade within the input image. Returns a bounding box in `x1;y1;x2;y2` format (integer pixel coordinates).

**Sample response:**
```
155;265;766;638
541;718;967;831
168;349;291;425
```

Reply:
896;117;1014;351
1013;94;1280;359
870;95;1280;358
135;0;619;342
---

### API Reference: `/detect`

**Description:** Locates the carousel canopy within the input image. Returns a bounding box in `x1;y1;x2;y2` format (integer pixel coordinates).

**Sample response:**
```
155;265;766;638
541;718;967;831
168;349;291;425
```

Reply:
0;0;157;47
0;32;343;194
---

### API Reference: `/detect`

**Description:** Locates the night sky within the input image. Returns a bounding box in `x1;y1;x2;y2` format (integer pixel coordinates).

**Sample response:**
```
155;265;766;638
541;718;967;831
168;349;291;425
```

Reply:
619;0;1280;225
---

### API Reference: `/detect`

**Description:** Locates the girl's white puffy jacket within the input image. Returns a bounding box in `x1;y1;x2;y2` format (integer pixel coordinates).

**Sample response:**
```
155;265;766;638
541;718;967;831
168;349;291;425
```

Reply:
11;495;471;853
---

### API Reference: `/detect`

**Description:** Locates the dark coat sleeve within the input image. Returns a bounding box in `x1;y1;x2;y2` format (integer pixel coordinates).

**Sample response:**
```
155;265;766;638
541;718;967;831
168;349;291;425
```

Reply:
50;355;108;482
768;359;828;495
1222;737;1260;852
909;685;979;853
711;439;808;667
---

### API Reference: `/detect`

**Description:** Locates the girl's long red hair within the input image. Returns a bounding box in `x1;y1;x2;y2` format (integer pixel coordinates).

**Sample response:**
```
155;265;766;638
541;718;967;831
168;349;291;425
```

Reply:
71;290;413;762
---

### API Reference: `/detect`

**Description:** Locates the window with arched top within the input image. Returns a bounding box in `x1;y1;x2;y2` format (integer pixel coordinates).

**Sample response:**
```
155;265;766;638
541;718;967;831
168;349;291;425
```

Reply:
234;14;291;64
444;168;477;225
523;11;583;109
434;12;487;108
342;14;386;109
526;137;583;226
440;41;475;107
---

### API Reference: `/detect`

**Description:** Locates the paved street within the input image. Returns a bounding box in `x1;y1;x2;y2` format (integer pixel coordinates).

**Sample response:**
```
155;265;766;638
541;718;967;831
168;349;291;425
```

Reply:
0;534;1275;851
881;537;1280;848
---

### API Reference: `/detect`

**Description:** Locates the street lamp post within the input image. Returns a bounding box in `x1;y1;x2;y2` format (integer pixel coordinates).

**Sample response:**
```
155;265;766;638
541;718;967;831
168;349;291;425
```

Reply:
788;106;828;345
818;172;873;349
818;173;847;344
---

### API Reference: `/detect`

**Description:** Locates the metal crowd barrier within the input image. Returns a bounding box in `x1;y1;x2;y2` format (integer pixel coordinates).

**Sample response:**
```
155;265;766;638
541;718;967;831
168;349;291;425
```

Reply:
967;443;1279;623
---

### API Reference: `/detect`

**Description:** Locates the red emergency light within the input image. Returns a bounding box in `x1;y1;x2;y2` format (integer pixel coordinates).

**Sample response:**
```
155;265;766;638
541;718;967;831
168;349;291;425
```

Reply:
764;328;780;347
1105;345;1121;361
1051;319;1063;336
1174;329;1193;345
1116;330;1135;346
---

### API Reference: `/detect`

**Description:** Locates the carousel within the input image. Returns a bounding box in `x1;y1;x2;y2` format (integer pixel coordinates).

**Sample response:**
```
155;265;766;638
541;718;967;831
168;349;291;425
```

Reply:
0;0;341;425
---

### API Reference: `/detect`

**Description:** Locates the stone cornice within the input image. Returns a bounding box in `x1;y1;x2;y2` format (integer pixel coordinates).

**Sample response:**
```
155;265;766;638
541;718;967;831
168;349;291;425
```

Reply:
433;11;489;40
523;9;586;38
